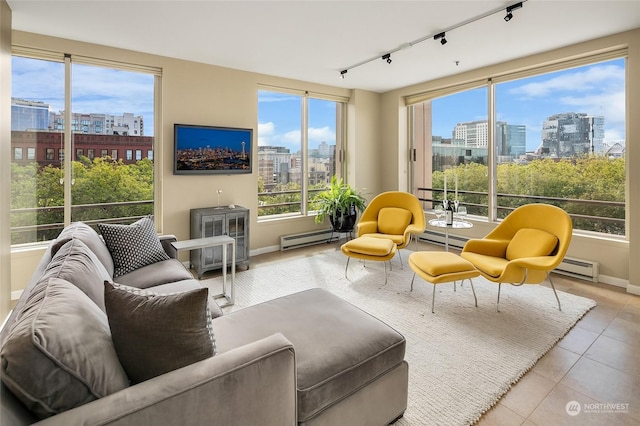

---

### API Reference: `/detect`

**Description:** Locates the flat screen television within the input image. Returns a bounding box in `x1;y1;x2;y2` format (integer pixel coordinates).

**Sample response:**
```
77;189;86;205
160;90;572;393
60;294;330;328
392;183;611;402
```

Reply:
174;124;252;175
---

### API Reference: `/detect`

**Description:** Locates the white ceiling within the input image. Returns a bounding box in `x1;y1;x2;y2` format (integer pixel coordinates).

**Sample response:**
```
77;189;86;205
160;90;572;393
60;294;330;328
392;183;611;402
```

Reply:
7;0;640;93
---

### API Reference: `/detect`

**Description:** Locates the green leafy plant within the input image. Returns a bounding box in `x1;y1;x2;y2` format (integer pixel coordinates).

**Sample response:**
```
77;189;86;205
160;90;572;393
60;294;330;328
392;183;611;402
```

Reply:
312;176;367;226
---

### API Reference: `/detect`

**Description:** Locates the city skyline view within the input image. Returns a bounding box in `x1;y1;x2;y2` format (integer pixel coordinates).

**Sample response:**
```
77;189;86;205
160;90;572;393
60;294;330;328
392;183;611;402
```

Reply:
11;56;155;135
12;56;625;155
432;58;625;151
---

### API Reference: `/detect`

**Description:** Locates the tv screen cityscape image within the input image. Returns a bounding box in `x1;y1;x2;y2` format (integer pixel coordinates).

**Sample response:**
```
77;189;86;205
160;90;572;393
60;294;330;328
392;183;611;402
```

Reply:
174;124;252;174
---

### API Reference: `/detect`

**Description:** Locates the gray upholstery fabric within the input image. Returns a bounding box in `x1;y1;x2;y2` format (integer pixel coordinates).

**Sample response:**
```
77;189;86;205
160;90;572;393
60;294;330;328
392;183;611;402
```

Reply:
0;278;129;419
104;282;216;384
148;279;224;318
213;288;406;423
39;238;112;312
113;258;193;289
15;334;297;426
98;217;170;277
52;221;115;277
299;361;408;426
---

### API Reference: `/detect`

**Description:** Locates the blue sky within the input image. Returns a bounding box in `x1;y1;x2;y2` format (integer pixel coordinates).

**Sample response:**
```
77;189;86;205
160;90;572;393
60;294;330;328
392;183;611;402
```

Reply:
432;58;625;151
257;91;337;152
13;56;624;153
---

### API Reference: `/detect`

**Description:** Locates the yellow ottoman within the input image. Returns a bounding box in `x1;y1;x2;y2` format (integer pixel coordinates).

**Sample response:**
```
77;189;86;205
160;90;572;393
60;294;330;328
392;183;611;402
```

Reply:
341;236;397;284
409;251;480;313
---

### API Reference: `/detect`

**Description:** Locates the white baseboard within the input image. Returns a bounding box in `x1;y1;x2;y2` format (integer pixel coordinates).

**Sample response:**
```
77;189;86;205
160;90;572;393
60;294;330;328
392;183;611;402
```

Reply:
627;283;640;296
250;245;280;257
598;274;629;289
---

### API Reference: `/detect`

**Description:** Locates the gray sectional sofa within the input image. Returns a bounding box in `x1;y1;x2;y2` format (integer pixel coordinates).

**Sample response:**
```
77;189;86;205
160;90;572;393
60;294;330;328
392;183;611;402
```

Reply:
1;221;408;425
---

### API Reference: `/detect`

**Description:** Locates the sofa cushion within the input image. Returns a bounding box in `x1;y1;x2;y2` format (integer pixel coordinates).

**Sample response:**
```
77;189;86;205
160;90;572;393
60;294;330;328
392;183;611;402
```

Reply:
506;228;559;260
40;238;111;312
0;278;129;420
52;221;115;277
98;216;170;278
213;288;406;423
104;282;216;384
114;258;194;289
377;207;412;235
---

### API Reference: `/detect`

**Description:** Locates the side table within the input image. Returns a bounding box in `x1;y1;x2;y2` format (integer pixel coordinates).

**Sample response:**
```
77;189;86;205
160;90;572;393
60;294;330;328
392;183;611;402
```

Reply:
427;219;473;252
172;235;235;307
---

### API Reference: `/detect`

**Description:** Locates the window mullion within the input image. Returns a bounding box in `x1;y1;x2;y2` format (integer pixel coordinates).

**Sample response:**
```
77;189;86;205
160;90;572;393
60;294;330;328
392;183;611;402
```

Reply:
487;79;497;222
301;94;309;214
63;54;72;228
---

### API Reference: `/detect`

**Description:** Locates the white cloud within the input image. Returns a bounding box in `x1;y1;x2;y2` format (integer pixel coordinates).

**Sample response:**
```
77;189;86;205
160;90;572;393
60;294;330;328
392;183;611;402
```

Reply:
307;126;335;144
510;64;624;98
559;90;625;125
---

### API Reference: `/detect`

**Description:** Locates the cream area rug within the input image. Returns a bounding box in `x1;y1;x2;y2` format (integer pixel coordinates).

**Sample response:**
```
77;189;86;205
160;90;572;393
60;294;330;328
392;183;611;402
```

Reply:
208;248;596;426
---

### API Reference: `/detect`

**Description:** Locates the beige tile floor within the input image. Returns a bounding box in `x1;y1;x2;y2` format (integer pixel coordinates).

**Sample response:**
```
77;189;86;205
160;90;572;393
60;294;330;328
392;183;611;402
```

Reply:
243;239;640;426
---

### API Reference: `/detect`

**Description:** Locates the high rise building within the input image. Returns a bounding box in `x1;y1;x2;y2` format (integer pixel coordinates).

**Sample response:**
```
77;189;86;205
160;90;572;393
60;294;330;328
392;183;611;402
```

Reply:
258;146;292;188
453;120;525;163
540;112;604;157
11;98;53;131
12;98;145;136
52;111;144;136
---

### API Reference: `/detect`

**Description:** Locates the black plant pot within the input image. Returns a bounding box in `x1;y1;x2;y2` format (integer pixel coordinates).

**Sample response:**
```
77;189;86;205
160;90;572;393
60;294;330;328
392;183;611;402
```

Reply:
329;204;358;232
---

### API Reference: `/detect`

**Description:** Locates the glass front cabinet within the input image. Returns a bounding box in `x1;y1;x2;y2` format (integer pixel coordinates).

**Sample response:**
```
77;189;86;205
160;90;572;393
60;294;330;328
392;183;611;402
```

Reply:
190;206;250;277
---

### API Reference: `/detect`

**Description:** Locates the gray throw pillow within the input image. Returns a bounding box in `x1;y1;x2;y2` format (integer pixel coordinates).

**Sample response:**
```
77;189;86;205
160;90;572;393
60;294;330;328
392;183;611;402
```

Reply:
0;278;129;419
104;282;216;384
97;216;169;278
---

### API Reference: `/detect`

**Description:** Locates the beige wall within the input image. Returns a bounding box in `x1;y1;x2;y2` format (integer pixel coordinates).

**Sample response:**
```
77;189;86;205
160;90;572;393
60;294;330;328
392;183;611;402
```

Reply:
379;29;640;293
1;0;11;319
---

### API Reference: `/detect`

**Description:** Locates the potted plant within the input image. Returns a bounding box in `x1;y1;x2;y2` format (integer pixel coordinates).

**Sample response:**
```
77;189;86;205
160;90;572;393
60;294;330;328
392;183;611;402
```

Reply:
313;176;367;232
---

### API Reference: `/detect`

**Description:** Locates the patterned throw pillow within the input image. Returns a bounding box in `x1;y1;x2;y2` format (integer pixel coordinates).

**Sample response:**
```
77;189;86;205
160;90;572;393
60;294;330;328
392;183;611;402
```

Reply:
97;216;170;278
104;281;216;384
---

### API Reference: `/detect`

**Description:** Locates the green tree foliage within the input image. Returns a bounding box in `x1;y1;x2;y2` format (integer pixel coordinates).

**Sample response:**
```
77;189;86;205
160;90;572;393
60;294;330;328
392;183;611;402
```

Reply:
10;158;154;244
432;156;625;235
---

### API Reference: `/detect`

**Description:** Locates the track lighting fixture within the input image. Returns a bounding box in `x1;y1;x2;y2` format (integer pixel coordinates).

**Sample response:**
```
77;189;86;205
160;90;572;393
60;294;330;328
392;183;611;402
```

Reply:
434;32;447;45
339;0;526;77
504;2;523;21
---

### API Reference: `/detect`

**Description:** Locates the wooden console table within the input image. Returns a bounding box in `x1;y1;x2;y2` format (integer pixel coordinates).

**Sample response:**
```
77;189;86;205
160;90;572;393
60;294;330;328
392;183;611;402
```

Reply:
171;235;235;307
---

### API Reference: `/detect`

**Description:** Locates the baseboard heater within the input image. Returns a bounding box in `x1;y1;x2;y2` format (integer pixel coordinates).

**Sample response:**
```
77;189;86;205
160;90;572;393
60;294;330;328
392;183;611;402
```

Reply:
280;228;342;251
417;231;599;282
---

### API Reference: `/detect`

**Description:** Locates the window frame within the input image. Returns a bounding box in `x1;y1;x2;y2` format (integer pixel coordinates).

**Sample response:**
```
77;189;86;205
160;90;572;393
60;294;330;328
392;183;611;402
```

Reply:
10;46;163;244
408;49;628;236
257;86;348;220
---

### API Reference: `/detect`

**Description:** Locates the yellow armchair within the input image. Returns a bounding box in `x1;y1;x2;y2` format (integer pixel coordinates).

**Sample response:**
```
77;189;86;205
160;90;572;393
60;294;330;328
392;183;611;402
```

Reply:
461;203;572;311
357;191;426;265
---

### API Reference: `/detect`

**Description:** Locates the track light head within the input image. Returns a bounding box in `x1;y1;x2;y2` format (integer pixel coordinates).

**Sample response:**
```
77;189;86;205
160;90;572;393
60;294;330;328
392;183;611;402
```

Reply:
434;32;447;45
382;53;392;64
504;2;523;21
339;69;347;79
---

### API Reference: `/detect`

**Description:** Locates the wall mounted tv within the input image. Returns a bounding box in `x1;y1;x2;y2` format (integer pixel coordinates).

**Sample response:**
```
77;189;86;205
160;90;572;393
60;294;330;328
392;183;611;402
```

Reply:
174;124;252;175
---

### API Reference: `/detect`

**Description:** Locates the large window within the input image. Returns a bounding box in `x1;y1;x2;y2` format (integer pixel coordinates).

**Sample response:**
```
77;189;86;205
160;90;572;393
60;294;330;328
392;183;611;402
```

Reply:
412;56;626;236
257;89;345;218
10;54;159;244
